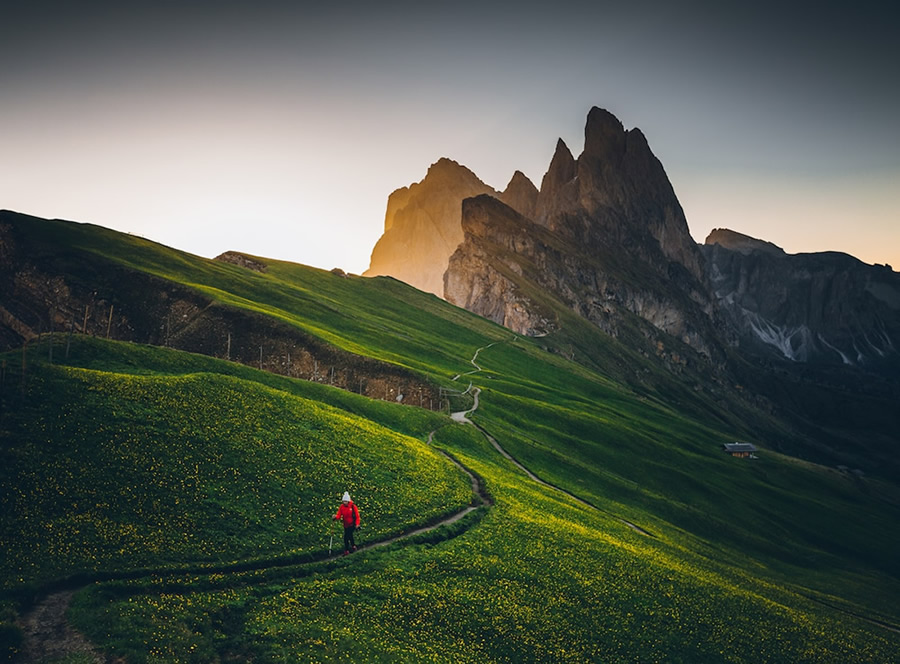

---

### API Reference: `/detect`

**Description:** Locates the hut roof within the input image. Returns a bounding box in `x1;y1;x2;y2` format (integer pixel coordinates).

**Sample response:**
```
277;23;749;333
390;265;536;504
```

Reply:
723;442;758;453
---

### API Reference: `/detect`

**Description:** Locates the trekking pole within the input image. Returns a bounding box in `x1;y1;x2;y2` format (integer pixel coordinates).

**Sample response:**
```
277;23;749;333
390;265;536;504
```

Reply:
328;519;335;556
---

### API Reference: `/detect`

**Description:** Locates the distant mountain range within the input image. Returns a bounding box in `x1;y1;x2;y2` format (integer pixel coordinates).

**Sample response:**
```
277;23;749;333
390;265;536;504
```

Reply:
365;107;900;378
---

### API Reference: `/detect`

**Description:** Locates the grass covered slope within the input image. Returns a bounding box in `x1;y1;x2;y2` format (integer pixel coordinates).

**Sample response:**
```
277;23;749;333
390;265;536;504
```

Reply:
70;423;900;663
3;335;898;662
468;340;900;619
2;214;899;661
2;212;508;382
0;341;472;590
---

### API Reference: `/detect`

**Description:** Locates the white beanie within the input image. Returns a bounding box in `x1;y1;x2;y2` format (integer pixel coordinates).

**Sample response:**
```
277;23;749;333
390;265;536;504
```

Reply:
342;491;351;502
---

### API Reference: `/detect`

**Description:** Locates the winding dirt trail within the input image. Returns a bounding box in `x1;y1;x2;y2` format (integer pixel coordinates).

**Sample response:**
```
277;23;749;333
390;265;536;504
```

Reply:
15;591;107;663
15;339;899;659
451;343;654;537
450;340;900;636
14;441;491;663
356;443;492;553
451;340;501;381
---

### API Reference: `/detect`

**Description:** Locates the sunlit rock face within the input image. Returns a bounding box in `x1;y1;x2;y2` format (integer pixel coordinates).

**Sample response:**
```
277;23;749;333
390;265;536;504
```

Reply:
364;158;497;297
444;195;556;336
365;159;542;297
702;229;900;369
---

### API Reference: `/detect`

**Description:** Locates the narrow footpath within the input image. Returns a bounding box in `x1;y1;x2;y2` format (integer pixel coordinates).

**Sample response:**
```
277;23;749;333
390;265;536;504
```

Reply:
15;339;897;660
450;339;900;636
450;343;654;537
14;591;108;664
14;441;491;663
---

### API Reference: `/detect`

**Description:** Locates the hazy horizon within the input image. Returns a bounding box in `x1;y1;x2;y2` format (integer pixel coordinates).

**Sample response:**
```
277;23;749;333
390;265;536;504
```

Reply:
2;1;898;273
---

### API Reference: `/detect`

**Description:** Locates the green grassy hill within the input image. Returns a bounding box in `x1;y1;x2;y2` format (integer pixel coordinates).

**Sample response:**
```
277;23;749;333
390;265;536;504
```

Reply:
0;346;471;590
1;213;899;661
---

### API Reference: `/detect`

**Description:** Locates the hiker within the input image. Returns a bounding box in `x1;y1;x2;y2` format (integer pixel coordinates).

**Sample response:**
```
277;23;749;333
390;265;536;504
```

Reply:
334;491;361;555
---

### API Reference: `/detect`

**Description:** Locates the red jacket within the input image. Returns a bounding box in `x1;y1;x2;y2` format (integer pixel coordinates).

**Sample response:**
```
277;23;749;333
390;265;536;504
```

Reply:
335;501;360;528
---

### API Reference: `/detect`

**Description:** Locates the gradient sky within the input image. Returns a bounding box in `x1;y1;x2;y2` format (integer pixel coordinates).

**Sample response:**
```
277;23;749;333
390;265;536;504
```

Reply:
2;1;898;274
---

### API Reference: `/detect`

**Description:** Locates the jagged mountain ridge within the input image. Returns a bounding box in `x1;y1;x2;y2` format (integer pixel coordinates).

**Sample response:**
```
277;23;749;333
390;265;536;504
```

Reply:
702;228;900;370
445;108;722;367
533;108;704;283
368;106;900;376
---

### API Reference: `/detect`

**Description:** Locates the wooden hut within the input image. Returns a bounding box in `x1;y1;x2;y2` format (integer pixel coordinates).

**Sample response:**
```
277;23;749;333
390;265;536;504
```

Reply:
722;442;758;458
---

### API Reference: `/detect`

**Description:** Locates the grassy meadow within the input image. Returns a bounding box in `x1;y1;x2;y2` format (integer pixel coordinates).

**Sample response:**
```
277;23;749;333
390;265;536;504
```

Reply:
0;344;472;591
64;416;899;662
1;214;899;661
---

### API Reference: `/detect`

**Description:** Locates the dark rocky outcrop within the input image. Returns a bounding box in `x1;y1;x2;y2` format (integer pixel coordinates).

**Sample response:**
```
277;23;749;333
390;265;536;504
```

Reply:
702;228;900;370
704;228;785;257
445;107;718;360
214;251;268;272
499;170;539;220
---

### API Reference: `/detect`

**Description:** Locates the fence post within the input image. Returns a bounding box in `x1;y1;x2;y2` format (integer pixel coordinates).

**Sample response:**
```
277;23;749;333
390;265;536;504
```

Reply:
21;340;27;395
66;313;74;360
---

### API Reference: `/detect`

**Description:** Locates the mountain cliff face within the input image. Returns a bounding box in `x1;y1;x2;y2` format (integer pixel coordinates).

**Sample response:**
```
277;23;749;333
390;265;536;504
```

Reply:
364;159;496;296
702;228;900;370
535;108;704;282
445;107;718;361
367;106;899;381
364;159;544;296
443;195;558;336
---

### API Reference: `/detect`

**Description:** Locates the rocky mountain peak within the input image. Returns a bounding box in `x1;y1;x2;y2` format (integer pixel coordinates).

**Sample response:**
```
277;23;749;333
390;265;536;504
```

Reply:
368;106;707;337
441;107;716;361
705;228;785;256
500;170;539;219
424;157;482;186
541;138;576;190
582;106;627;161
535;138;577;223
364;157;496;296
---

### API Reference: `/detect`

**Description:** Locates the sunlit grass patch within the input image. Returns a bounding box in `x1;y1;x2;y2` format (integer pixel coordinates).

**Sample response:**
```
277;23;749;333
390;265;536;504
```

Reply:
0;363;471;588
75;423;900;663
